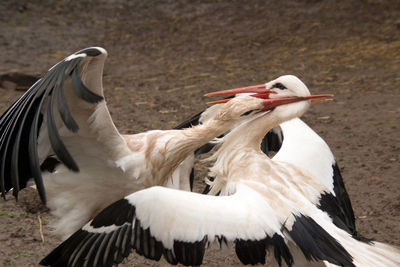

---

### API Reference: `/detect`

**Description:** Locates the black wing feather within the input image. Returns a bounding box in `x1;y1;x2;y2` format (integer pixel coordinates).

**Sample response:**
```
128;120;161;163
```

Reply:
10;90;39;198
41;197;296;267
70;66;103;104
28;91;50;203
83;233;106;267
318;163;372;243
0;48;105;202
56;63;79;132
286;214;354;267
173;110;203;130
40;198;206;266
1;88;37;198
47;83;79;172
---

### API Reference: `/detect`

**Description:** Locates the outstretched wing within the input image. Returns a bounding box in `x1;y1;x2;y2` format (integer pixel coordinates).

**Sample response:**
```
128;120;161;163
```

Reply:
0;47;131;203
40;185;296;267
272;118;359;239
40;183;358;267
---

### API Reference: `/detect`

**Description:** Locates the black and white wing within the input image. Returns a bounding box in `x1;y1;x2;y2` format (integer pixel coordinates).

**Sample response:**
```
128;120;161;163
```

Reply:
272;118;362;240
40;185;301;267
39;181;365;267
0;47;132;203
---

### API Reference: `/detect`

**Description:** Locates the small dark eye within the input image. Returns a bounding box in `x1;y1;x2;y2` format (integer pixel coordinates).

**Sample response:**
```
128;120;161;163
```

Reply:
240;110;255;116
273;83;287;90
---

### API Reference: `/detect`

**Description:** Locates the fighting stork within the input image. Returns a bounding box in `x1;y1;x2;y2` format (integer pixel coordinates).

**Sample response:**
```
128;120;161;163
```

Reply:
0;47;275;237
40;75;400;267
178;81;360;240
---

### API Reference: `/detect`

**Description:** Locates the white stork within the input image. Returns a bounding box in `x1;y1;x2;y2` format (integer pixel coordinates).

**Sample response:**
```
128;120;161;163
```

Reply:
178;82;361;241
0;47;275;238
40;75;400;267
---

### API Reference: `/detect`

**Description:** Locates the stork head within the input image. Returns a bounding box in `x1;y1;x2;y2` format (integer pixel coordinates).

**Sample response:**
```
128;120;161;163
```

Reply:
205;75;332;122
264;75;313;119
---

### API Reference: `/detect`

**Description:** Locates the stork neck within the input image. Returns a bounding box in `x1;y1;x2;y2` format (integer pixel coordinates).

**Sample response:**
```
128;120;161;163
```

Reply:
142;116;244;186
220;112;285;150
245;112;282;147
179;117;241;149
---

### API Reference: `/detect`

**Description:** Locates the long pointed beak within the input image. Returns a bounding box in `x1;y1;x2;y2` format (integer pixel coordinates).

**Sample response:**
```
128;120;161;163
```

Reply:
205;84;276;105
205;84;333;110
260;94;333;112
204;84;267;96
206;93;271;105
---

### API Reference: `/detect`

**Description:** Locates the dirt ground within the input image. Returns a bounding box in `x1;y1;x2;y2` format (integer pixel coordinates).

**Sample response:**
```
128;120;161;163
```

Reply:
0;0;399;266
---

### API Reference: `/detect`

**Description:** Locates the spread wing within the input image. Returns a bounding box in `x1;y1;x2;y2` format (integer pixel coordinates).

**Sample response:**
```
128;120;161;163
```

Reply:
0;47;131;203
40;185;294;267
40;183;357;267
272;118;360;239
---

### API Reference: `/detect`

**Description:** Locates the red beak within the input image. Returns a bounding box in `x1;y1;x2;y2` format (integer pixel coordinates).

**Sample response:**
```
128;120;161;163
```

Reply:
204;84;267;96
205;84;333;110
259;95;333;112
205;84;278;105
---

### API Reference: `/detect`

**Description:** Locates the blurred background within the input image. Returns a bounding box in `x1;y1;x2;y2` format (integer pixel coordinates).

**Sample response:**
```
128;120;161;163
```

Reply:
0;0;399;266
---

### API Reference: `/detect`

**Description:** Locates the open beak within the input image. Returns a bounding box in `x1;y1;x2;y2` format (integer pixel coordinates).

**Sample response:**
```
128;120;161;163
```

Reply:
259;94;333;112
204;84;268;96
204;84;278;105
205;84;333;111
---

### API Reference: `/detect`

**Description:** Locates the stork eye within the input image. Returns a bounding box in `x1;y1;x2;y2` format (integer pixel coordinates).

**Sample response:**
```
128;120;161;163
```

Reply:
273;83;287;90
240;110;256;116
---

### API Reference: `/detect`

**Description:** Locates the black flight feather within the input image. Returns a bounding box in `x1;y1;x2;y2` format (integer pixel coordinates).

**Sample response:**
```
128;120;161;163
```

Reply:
93;233;112;267
1;48;106;202
10;80;44;199
0;93;26;197
70;64;103;104
287;214;354;267
55;63;79;132
318;163;372;243
173;110;203;130
28;92;49;204
173;236;207;266
46;84;79;172
40;197;212;266
68;233;94;267
83;233;106;267
267;234;293;267
235;238;267;265
2;87;37;198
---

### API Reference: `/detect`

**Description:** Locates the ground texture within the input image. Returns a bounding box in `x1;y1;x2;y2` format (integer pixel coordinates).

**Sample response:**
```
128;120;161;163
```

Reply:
0;0;399;266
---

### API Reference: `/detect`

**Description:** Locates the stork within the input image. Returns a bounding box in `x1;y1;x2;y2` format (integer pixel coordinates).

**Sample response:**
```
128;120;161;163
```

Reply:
0;47;275;237
41;75;400;267
178;81;361;241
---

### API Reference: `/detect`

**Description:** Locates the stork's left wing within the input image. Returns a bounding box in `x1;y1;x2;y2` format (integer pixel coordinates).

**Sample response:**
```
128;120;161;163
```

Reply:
0;47;132;205
272;118;360;239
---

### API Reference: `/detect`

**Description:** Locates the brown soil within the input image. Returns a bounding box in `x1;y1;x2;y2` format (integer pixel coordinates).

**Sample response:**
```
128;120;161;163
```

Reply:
0;0;399;266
